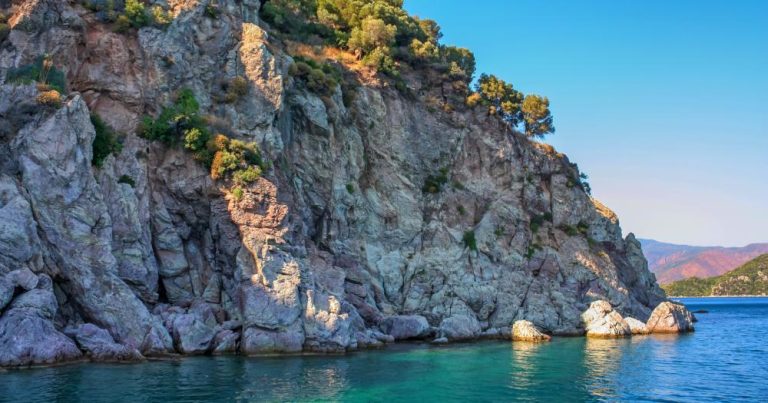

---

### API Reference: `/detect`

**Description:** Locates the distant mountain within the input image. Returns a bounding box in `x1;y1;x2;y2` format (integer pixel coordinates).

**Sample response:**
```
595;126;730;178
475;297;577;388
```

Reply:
639;239;768;284
662;254;768;296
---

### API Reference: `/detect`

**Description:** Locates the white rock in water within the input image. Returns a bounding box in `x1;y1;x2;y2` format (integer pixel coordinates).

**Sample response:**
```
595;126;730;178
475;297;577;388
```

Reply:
512;320;551;342
646;302;695;333
581;300;631;338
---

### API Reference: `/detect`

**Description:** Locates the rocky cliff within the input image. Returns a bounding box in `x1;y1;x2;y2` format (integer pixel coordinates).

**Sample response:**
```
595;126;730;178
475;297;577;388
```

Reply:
0;0;672;367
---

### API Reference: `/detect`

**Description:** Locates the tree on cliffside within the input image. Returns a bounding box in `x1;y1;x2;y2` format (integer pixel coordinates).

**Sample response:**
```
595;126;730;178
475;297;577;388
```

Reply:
522;94;555;138
475;74;524;125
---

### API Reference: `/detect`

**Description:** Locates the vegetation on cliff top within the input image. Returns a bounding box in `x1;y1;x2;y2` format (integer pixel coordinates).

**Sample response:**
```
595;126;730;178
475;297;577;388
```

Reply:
264;0;554;138
662;254;768;296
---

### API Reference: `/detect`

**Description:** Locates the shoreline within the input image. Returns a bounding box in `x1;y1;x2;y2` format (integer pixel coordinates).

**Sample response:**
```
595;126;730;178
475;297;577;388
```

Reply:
670;295;768;298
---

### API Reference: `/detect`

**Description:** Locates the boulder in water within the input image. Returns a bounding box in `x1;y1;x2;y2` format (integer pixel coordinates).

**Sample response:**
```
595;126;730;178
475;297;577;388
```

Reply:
511;320;551;342
0;279;82;367
380;315;431;340
66;324;143;361
646;302;695;333
581;300;631;338
439;315;481;341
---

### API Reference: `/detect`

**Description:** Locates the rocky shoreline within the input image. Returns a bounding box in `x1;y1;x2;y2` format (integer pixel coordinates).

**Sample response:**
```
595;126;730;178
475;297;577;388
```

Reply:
0;265;693;368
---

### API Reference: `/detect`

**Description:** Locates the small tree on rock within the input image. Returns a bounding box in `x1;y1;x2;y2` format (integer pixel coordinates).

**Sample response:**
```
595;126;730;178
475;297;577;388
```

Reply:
521;94;555;138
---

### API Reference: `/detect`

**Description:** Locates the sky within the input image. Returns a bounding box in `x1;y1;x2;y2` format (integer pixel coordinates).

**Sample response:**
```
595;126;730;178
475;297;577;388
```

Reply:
405;0;768;247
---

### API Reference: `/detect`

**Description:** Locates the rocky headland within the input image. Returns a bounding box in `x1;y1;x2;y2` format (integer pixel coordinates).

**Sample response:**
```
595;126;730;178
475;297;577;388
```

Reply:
0;0;692;368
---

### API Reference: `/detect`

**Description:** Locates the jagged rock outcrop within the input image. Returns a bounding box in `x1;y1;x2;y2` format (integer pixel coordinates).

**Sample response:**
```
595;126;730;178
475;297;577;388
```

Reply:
646;302;695;333
0;0;680;366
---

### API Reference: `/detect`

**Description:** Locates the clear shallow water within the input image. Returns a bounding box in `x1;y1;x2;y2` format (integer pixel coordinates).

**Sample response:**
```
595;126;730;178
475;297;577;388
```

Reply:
1;298;766;402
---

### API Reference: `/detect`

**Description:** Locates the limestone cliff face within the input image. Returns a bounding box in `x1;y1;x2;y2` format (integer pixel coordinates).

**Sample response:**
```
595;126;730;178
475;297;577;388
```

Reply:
0;0;667;366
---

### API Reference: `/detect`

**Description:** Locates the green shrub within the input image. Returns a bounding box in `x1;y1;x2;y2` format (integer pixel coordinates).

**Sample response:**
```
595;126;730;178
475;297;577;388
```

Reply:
463;230;477;252
139;92;269;185
346;183;355;194
558;224;578;237
529;212;553;233
118;174;136;187
456;205;466;216
139;88;204;144
221;76;249;103
289;56;340;96
525;243;542;259
125;0;149;27
209;137;267;183
0;23;9;42
233;165;262;185
205;3;221;19
151;5;173;27
423;167;449;194
6;56;67;93
91;114;123;167
232;186;244;201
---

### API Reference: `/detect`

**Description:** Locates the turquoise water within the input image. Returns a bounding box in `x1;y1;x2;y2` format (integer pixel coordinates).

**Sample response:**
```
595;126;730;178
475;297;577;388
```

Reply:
1;298;766;402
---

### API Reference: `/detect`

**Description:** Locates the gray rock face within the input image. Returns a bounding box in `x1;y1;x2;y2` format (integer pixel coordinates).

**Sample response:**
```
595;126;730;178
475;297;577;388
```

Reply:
581;301;631;338
646;302;695;333
439;315;482;341
380;315;431;340
0;0;674;365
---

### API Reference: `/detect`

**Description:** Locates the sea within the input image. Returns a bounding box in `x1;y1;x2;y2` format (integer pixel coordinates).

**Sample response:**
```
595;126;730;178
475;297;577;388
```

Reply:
1;297;766;402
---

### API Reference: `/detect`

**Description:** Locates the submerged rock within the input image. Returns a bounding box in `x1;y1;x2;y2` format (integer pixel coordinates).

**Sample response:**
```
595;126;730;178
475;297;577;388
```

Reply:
581;301;631;338
646;302;695;333
511;320;551;342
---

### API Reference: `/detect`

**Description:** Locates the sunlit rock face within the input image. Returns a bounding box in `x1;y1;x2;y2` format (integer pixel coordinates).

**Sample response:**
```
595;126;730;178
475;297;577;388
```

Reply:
0;0;670;365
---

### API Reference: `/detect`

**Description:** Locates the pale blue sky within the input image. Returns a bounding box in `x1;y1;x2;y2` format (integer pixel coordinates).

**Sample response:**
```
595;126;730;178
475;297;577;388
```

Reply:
406;0;768;247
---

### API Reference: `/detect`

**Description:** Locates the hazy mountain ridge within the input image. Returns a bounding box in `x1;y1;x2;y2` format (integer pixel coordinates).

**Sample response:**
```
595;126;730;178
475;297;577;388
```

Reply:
662;254;768;296
639;239;768;284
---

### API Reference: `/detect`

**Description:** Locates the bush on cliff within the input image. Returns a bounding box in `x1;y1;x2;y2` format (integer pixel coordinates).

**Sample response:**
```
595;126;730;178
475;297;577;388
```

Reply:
289;56;341;96
6;55;67;93
0;23;9;42
91;113;123;167
140;89;269;184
